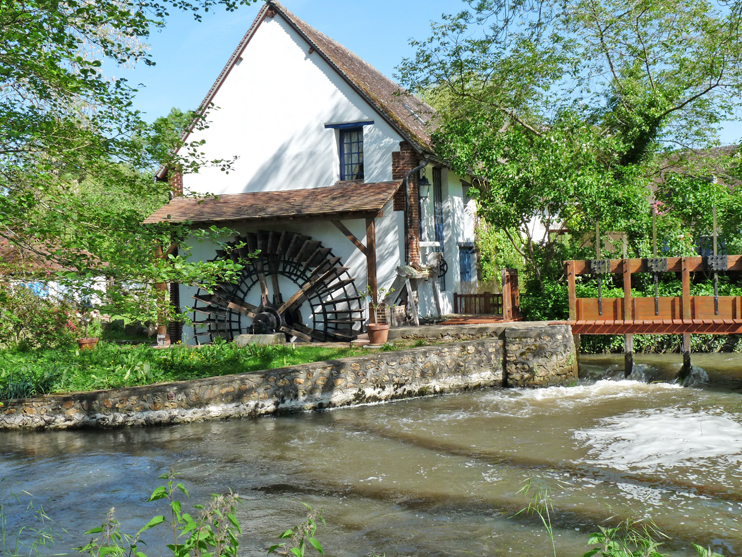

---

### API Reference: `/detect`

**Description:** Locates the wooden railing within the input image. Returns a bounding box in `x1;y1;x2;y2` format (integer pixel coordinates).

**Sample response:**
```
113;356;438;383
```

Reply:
453;269;520;320
566;256;742;334
454;292;502;315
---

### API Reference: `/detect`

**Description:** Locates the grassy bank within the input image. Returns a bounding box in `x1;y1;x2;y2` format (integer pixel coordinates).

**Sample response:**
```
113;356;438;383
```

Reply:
0;341;386;400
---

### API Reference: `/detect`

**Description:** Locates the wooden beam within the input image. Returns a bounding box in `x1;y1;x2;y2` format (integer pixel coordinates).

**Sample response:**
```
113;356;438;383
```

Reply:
567;261;577;322
622;258;632;321
502;269;512;321
406;278;419;327
682;256;691;321
366;217;377;305
332;220;367;256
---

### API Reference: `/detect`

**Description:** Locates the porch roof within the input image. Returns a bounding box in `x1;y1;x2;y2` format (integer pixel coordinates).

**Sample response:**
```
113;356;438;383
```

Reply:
144;180;402;225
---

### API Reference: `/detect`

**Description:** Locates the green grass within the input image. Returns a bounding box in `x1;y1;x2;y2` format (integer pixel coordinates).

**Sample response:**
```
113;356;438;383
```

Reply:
0;341;381;399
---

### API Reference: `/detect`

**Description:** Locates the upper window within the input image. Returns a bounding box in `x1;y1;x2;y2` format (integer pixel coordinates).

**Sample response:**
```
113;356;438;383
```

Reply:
340;128;364;181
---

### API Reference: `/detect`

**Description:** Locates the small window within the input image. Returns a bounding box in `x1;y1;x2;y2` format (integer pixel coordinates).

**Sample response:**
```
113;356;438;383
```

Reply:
459;247;476;283
340;128;364;181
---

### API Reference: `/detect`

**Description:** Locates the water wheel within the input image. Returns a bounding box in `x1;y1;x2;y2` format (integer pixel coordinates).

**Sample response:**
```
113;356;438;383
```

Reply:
190;230;364;344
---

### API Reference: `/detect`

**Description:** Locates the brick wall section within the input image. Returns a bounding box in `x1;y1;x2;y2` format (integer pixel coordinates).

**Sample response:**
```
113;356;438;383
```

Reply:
392;141;421;265
0;324;577;430
168;170;183;196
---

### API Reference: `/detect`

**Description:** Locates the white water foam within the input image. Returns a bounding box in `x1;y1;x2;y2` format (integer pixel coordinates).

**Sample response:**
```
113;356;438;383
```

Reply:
512;379;679;402
574;408;742;473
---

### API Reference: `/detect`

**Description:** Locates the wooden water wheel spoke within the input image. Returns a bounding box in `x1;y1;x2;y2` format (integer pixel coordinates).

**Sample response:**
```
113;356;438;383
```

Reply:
213;294;258;319
279;325;313;343
277;266;348;315
254;257;271;305
190;230;362;344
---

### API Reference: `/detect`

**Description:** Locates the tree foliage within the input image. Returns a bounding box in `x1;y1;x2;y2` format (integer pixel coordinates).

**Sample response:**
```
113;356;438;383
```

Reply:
0;0;251;322
399;0;742;288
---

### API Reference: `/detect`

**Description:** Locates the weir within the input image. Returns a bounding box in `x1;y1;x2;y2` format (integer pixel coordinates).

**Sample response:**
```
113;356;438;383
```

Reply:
565;254;742;377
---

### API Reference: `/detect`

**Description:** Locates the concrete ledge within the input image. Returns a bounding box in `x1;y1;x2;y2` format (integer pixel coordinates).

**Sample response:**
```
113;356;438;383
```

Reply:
0;324;576;431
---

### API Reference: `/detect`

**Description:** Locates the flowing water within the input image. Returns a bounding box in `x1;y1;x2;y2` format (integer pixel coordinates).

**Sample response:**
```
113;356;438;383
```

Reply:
2;353;742;556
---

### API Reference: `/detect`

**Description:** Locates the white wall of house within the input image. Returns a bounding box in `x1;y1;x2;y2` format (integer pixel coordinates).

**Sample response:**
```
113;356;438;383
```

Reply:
183;15;404;196
415;168;477;317
178;202;401;345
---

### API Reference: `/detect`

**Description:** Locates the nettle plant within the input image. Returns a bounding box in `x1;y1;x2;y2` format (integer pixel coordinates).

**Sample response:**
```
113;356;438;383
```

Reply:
77;471;242;557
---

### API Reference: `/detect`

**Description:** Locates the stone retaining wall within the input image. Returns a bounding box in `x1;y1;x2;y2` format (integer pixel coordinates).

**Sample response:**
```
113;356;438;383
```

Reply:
0;324;576;431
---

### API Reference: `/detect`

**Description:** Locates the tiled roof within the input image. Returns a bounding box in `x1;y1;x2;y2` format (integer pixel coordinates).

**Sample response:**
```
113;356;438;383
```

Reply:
0;240;64;275
0;239;101;276
269;1;435;154
144;181;402;224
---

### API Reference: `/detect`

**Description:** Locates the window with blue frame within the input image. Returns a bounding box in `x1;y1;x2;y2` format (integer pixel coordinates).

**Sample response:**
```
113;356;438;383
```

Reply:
339;128;364;181
433;167;445;291
459;246;476;282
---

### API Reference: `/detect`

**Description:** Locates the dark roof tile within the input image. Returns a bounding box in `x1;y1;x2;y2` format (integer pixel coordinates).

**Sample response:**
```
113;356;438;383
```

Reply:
144;181;402;224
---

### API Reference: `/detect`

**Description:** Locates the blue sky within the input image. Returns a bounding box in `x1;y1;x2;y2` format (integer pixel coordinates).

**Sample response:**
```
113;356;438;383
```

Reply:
114;0;741;146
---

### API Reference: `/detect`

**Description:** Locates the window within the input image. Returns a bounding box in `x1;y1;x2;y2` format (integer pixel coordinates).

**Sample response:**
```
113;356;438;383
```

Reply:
340;128;364;181
433;167;445;291
459;246;476;282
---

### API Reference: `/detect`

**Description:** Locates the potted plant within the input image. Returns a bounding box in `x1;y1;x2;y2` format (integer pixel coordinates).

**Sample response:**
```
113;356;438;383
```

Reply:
76;295;99;350
366;285;394;345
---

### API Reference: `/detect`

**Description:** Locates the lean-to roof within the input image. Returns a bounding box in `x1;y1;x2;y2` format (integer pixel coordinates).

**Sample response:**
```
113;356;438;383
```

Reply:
144;181;402;225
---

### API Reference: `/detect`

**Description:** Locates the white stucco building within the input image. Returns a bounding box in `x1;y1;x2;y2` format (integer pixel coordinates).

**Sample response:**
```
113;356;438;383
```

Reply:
146;1;478;344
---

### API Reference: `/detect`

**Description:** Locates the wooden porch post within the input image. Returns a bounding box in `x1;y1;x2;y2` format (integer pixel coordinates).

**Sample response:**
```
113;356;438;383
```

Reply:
366;217;377;306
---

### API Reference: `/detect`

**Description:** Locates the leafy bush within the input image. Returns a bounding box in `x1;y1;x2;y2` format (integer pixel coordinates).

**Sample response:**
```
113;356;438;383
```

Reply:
0;284;77;350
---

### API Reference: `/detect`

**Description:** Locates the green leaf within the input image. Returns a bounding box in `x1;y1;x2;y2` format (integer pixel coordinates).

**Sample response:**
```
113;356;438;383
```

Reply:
308;537;324;556
147;486;168;502
137;515;166;534
84;526;104;534
279;529;294;539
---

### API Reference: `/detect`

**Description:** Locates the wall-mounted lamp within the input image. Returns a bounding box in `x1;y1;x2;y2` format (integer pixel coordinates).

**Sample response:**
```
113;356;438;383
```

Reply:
418;172;431;200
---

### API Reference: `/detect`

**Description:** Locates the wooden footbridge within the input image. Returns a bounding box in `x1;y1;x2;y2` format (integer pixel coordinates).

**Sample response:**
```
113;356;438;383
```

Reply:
566;254;742;377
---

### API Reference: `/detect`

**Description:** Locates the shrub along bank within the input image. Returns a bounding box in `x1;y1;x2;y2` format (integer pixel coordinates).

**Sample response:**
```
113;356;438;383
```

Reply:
0;341;376;400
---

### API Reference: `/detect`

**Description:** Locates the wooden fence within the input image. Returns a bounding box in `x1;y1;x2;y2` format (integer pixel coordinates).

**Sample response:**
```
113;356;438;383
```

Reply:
452;269;520;319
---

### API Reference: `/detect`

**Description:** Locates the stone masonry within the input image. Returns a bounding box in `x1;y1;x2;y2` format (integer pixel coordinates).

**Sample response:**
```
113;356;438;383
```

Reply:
0;324;576;431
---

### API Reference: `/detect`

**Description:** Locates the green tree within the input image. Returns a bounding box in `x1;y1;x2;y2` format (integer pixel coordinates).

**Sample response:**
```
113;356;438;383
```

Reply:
0;0;251;323
399;0;742;290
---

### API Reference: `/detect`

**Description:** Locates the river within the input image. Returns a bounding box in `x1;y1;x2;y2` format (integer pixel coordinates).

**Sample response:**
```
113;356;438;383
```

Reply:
1;353;741;556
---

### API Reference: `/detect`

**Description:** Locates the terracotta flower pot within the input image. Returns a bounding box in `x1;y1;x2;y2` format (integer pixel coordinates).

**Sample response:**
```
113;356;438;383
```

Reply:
366;322;390;345
77;338;99;350
156;325;171;347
